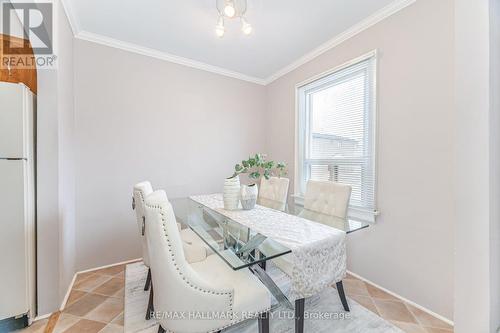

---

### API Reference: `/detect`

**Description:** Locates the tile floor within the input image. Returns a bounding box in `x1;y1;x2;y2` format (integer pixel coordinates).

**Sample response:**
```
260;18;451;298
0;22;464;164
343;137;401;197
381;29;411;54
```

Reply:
341;274;453;333
16;263;453;333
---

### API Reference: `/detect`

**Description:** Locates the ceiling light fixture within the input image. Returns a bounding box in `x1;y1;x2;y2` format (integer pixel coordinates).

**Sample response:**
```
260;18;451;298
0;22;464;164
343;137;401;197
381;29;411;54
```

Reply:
241;17;252;35
215;16;225;38
215;0;252;37
223;2;236;18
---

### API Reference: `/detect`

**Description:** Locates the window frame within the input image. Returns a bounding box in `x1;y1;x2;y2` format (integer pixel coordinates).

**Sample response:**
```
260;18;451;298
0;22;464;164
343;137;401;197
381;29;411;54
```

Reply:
294;50;379;222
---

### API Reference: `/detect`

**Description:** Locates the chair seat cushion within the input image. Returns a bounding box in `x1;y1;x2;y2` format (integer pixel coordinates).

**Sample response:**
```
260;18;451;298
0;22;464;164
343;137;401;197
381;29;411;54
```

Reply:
180;228;215;254
190;255;271;321
180;227;203;244
179;228;213;263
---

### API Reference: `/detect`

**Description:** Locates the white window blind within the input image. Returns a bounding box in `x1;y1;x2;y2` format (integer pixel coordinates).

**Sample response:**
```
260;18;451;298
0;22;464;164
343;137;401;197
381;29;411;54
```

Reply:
297;53;377;221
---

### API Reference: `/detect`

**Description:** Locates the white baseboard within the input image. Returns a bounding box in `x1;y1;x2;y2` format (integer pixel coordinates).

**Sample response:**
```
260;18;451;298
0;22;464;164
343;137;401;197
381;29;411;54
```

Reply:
75;258;143;275
33;311;53;322
59;274;77;311
59;258;143;310
347;270;454;326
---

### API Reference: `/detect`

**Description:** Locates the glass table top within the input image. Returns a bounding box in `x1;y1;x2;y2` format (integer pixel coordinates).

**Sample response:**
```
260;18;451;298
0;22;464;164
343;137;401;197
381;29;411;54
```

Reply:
185;199;292;270
174;196;370;271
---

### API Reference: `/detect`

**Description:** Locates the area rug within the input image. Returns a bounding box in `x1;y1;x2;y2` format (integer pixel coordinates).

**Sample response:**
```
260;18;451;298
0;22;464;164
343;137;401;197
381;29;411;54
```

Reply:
124;262;403;333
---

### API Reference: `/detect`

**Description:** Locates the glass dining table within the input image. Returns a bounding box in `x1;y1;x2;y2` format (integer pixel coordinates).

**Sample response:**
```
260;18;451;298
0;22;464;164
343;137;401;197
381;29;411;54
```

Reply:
170;196;370;333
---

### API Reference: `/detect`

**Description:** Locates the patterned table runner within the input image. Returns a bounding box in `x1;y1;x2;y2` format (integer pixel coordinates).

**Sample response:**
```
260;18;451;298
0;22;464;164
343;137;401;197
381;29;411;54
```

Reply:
190;193;346;300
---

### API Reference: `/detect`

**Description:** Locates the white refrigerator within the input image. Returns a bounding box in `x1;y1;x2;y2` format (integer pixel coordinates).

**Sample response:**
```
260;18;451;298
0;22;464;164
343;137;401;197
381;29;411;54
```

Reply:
0;82;36;323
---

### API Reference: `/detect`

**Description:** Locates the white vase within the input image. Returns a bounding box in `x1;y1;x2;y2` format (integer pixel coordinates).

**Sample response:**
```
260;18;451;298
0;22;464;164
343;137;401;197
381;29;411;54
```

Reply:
240;183;258;210
223;176;241;210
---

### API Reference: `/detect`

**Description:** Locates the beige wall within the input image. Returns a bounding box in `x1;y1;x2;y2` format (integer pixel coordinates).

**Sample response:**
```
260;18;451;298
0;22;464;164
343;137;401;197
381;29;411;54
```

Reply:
36;0;76;315
489;0;500;330
36;68;60;315
57;0;76;312
454;0;499;331
265;0;454;319
73;39;267;270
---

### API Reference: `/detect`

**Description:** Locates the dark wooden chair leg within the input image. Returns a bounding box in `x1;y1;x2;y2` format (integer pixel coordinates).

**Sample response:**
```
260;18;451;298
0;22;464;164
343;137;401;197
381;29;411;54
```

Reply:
144;268;151;291
146;284;154;320
258;311;270;333
336;280;350;311
295;298;305;333
157;324;165;333
151;281;154;312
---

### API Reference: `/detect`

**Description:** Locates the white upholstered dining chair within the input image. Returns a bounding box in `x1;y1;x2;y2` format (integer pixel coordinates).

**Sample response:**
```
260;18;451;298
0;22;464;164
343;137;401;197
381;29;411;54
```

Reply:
257;176;290;211
144;190;271;333
273;180;352;312
300;180;352;219
132;181;210;319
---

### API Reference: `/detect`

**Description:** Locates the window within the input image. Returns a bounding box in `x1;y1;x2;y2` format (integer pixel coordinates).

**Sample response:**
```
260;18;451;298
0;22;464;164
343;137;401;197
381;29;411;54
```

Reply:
296;52;377;221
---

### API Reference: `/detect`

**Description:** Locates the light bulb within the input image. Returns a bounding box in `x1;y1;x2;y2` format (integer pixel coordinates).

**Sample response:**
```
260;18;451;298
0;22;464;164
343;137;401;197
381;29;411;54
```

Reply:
241;18;252;35
224;2;236;18
215;17;225;37
215;25;225;37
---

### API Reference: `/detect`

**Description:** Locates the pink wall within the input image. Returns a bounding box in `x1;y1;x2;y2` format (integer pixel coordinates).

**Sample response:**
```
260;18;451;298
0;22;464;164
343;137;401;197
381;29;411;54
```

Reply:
73;39;267;271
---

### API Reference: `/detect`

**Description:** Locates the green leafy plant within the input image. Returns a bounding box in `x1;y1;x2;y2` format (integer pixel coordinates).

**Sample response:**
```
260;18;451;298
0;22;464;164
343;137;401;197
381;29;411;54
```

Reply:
232;153;287;181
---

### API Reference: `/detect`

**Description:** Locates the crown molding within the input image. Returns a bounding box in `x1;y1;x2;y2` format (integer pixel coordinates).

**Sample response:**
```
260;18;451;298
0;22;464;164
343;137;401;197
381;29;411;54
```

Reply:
60;0;415;86
59;0;266;84
75;31;267;85
263;0;417;85
59;0;81;35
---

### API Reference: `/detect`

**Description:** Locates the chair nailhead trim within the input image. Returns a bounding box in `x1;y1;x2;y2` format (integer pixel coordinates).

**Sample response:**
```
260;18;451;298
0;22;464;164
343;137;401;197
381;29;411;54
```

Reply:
144;201;234;317
141;192;269;333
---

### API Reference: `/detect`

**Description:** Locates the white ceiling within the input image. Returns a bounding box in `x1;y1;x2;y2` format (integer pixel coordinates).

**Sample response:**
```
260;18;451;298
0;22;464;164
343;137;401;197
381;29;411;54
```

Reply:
64;0;407;83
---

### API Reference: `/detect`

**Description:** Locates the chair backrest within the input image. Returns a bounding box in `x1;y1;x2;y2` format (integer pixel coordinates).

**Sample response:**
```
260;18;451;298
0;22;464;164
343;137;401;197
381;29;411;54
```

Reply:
144;191;233;333
257;177;290;211
303;180;352;219
133;181;153;266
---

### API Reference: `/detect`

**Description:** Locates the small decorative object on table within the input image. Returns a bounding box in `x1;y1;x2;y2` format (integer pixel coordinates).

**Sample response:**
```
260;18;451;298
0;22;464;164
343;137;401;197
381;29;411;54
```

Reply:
232;153;287;210
240;184;258;210
223;175;241;210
